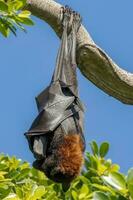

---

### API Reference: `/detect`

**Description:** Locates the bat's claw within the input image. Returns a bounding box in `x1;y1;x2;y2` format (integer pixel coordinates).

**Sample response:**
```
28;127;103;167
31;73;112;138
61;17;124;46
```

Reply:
72;11;82;31
59;6;65;23
60;5;82;32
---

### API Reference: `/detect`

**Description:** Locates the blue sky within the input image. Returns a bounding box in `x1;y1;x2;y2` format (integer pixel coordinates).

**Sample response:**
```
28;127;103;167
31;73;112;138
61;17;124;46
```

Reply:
0;0;133;173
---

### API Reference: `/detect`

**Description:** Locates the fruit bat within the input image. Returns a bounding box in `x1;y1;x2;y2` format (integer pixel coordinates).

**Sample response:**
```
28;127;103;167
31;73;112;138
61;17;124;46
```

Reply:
25;6;85;189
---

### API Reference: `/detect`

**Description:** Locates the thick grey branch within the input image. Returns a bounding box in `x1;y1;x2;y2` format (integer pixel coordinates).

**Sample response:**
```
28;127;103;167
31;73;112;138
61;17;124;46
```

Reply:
26;0;133;105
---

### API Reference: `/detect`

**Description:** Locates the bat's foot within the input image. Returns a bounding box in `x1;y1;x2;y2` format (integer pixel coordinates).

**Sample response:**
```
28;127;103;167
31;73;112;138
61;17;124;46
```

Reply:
60;5;73;28
60;5;81;32
73;11;82;31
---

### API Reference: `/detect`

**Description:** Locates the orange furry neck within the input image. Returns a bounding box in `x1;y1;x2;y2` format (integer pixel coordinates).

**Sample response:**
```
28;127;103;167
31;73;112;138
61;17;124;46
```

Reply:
57;134;84;178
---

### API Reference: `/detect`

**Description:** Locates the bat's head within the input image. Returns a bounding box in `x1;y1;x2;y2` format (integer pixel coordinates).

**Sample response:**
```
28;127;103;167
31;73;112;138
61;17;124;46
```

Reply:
42;134;84;187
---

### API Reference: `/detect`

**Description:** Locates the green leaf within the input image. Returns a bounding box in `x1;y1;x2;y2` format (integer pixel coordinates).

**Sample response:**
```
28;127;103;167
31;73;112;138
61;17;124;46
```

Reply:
3;193;20;200
72;190;78;200
18;10;31;18
127;168;133;185
84;158;91;170
0;20;10;37
92;183;115;195
14;1;24;10
10;18;26;32
79;176;91;185
128;183;133;199
0;163;7;171
90;141;99;155
86;153;98;170
1;18;17;36
127;168;133;198
99;142;109;157
19;162;29;170
93;192;110;200
102;172;126;191
15;168;30;180
118;196;128;200
110;164;120;172
45;191;56;200
79;184;89;199
30;186;46;200
0;1;8;12
91;177;102;184
8;1;23;11
0;187;11;199
17;17;34;25
15;187;23;199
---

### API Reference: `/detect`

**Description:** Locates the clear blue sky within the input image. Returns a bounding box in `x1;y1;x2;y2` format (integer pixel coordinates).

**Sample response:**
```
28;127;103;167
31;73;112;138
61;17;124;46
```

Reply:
0;0;133;173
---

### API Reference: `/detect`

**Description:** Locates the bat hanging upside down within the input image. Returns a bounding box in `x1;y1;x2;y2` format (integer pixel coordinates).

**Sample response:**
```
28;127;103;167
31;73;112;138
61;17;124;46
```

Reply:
25;6;86;190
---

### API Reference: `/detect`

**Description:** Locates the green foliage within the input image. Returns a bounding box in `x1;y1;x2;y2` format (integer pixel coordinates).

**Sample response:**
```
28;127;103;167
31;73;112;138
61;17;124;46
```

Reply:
0;0;34;37
0;142;133;200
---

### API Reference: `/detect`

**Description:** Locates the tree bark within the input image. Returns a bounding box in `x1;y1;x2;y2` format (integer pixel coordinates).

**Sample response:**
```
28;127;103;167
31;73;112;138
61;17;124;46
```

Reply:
26;0;133;105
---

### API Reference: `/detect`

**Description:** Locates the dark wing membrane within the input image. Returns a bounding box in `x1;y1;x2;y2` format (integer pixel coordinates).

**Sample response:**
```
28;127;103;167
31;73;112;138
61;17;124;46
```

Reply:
25;7;85;164
25;81;82;136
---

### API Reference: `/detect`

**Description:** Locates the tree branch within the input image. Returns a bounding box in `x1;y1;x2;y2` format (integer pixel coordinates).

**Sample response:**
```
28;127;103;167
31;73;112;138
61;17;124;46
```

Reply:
26;0;133;105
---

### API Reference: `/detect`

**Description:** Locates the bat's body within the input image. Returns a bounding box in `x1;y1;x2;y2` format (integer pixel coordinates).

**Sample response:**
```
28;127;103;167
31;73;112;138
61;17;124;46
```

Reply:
25;7;85;188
